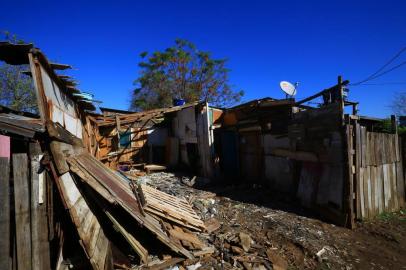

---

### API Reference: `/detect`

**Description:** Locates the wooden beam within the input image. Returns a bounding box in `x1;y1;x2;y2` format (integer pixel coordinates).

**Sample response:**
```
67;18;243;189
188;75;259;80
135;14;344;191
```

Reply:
12;153;32;270
0;157;10;270
29;143;51;270
295;79;349;106
391;115;397;134
105;211;149;264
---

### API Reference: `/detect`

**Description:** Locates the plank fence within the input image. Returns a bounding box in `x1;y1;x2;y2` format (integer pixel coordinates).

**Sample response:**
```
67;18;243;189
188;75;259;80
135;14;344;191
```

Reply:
354;126;405;220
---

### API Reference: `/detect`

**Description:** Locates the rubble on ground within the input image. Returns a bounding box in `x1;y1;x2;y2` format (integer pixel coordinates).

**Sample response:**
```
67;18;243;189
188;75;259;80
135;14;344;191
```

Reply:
121;171;406;270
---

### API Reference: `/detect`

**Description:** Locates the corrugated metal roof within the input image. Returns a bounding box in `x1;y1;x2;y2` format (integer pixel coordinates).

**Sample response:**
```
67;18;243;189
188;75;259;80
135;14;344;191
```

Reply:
0;113;44;137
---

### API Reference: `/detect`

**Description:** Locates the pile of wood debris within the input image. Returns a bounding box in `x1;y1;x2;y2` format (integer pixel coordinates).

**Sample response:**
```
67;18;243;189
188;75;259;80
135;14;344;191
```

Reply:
128;171;398;270
44;123;216;269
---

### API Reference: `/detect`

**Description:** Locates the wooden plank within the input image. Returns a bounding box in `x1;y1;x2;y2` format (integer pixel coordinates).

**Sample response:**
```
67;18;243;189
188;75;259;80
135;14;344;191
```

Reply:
396;161;405;208
50;141;74;175
395;134;400;162
167;228;204;249
57;172;113;270
355;123;361;219
140;185;205;231
374;132;379;166
0;158;10;270
30;143;51;270
387;163;394;211
366;132;371;166
105;211;149;263
388;134;394;163
46;121;83;146
363;167;369;219
382;133;387;164
377;165;384;214
344;124;355;228
359;168;365;219
46;173;54;241
373;166;379;216
391;163;399;211
361;127;367;167
383;164;390;211
370;166;376;217
67;154;193;259
367;167;373;218
12;153;32;270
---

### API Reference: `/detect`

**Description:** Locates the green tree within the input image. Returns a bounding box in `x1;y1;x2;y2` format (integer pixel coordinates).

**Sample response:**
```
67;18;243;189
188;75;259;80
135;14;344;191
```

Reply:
391;91;406;116
0;64;38;113
130;39;244;111
0;31;38;113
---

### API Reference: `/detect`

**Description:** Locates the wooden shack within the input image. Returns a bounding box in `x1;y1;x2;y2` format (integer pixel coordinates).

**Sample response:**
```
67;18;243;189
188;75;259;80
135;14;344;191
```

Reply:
215;77;405;228
91;102;223;178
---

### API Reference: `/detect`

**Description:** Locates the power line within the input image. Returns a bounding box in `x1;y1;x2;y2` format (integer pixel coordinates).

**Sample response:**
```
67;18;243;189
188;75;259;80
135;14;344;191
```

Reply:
350;46;406;86
366;60;406;81
350;81;406;86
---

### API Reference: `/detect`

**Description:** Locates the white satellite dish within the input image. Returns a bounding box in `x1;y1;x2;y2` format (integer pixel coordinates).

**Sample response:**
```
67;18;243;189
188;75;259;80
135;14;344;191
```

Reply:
279;81;297;97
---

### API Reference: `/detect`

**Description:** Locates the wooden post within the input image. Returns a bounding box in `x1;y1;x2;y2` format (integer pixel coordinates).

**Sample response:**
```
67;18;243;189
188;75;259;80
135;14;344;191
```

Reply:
29;143;51;270
0;157;10;270
391;115;397;134
12;153;32;270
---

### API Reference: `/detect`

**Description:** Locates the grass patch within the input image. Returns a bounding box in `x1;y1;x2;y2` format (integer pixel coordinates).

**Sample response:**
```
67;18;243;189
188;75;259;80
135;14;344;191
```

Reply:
377;209;406;222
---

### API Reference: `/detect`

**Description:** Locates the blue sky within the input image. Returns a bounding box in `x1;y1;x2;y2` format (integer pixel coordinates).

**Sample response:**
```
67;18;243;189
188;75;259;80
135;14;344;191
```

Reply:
1;0;406;117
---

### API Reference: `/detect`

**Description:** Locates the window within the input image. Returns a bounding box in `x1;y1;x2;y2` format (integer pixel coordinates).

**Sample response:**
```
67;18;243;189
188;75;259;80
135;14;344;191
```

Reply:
119;130;132;148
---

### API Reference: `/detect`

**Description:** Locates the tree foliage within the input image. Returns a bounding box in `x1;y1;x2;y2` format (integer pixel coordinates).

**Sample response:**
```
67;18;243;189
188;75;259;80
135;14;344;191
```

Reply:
0;31;38;113
130;39;243;111
391;91;406;116
0;64;38;113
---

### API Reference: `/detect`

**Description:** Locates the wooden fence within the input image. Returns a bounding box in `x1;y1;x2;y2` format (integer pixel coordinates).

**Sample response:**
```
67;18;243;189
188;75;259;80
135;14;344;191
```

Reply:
354;127;405;220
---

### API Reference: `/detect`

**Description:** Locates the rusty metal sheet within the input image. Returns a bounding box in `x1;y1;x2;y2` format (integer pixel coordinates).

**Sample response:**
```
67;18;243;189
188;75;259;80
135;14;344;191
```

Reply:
0;113;44;138
67;153;193;259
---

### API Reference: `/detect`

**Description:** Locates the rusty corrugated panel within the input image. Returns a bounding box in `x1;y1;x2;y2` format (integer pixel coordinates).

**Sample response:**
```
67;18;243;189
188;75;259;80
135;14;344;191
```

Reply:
0;113;44;138
67;153;194;259
74;153;141;214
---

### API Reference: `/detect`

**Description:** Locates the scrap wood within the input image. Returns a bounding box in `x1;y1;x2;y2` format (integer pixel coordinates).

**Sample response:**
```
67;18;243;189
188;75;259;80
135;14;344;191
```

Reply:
204;218;221;233
51;170;113;270
146;257;184;270
239;232;252;252
66;153;194;259
232;254;265;264
161;221;206;251
265;249;288;270
193;246;215;257
167;227;205;250
144;164;166;174
139;184;206;232
105;211;149;264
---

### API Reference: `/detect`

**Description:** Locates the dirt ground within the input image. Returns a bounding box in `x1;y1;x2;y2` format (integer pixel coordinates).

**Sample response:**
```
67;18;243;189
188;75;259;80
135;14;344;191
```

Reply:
136;172;406;270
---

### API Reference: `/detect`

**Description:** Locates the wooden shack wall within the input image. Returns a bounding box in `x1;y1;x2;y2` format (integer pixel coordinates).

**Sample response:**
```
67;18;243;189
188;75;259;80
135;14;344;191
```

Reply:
290;103;346;218
97;124;149;168
354;127;405;220
28;52;114;268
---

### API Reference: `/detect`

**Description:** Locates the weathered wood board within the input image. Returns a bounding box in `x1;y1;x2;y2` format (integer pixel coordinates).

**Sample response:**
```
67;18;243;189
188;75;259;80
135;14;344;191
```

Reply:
355;130;405;220
57;172;112;270
12;154;32;270
30;143;51;270
139;184;206;232
0;157;10;270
